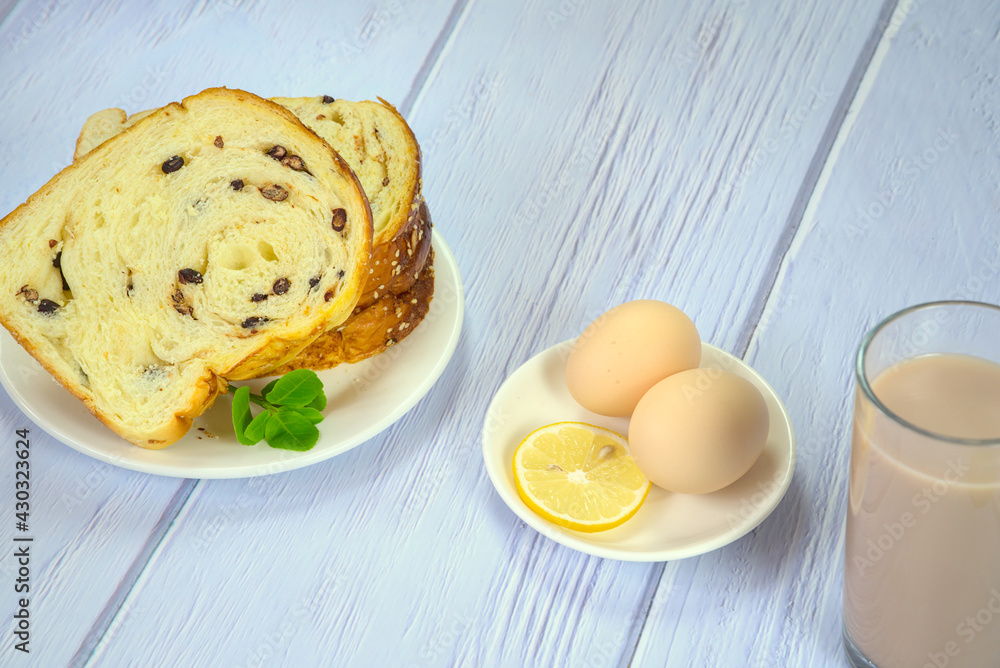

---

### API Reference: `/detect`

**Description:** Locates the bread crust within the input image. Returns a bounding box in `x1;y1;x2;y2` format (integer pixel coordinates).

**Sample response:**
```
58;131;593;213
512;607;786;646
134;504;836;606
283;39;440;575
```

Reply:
354;198;433;312
263;96;432;369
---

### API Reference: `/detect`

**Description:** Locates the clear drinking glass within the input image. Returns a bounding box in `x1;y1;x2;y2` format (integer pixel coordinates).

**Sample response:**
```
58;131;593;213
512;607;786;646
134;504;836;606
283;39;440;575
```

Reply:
843;301;1000;668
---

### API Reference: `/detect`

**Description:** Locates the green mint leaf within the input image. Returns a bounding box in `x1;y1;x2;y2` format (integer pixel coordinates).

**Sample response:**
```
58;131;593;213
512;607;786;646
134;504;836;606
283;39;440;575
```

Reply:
260;378;279;399
264;410;319;451
266;369;323;407
307;389;327;411
229;372;327;449
244;411;271;443
286;407;323;425
231;386;255;446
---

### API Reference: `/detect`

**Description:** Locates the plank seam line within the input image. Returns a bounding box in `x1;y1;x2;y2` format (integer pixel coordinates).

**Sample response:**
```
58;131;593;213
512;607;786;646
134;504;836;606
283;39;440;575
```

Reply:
68;479;200;668
399;0;476;118
736;0;903;358
618;562;665;668
522;0;643;357
0;0;23;33
620;0;902;664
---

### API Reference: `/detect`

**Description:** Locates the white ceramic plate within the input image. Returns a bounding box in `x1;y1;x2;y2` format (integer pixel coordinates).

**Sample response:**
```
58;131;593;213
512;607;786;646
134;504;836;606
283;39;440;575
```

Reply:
482;340;795;561
0;231;464;479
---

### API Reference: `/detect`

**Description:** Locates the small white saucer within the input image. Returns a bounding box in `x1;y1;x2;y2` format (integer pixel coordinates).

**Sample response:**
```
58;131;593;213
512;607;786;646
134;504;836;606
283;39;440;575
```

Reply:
482;339;795;561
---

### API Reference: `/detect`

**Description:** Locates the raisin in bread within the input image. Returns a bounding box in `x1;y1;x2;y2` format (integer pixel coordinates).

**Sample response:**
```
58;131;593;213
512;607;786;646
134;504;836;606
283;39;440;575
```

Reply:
0;88;372;448
76;95;433;371
270;222;434;372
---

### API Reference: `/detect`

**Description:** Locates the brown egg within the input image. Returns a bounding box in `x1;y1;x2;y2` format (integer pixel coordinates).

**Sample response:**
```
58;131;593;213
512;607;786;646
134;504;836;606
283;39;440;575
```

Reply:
566;300;701;417
628;368;769;494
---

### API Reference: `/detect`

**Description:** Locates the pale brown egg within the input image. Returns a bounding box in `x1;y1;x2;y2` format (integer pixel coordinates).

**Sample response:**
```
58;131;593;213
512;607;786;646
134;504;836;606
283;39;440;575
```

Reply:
566;300;701;417
628;368;769;494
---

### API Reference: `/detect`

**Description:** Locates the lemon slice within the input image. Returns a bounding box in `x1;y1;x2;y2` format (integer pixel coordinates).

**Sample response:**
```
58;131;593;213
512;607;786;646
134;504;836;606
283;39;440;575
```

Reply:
512;422;651;533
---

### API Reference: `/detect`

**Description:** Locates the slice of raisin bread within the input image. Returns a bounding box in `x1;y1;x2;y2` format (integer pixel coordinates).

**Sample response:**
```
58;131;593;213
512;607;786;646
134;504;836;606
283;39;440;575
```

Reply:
1;88;372;448
76;95;434;371
270;218;434;373
268;97;425;292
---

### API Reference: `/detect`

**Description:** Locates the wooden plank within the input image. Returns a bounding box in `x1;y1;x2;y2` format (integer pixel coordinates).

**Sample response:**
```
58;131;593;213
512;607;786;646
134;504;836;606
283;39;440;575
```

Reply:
83;0;888;665
0;1;456;665
0;0;456;215
0;388;191;667
407;0;884;661
633;0;1000;665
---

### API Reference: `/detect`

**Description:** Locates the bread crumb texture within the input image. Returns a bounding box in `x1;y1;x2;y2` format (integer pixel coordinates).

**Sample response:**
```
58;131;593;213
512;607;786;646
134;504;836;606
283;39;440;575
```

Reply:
0;88;372;447
74;93;433;376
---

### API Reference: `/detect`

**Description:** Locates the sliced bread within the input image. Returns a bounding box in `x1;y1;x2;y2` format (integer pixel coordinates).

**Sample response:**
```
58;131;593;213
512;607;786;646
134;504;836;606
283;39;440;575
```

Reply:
0;87;372;447
76;95;434;371
270;213;434;372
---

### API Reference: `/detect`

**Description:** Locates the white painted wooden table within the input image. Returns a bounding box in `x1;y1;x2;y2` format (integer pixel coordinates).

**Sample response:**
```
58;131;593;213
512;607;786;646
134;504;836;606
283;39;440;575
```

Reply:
1;0;998;666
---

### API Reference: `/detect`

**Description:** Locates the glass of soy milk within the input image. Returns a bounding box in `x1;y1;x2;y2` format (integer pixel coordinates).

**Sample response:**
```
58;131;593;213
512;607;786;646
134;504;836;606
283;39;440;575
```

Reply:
843;301;1000;668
